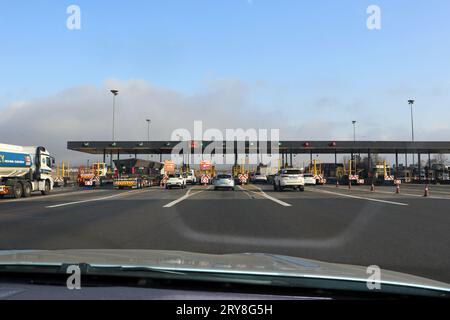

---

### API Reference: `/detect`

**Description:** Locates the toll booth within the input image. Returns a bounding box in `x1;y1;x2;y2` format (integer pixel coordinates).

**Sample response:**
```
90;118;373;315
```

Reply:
113;158;163;186
114;159;163;175
341;159;365;185
316;163;345;185
368;161;395;185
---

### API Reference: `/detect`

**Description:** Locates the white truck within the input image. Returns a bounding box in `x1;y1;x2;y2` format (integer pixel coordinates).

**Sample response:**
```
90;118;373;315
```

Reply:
0;143;55;199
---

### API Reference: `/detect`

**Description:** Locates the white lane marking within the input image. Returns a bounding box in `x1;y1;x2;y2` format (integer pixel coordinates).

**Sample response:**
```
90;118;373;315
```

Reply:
246;185;292;207
0;189;110;204
163;186;211;208
237;185;254;199
45;189;141;208
310;188;408;206
322;185;450;200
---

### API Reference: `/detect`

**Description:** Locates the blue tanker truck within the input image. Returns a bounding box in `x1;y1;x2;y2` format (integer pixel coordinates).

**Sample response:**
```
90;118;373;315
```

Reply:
0;143;55;199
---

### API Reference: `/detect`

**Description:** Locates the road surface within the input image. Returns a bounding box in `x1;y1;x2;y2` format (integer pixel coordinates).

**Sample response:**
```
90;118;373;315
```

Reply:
0;183;449;283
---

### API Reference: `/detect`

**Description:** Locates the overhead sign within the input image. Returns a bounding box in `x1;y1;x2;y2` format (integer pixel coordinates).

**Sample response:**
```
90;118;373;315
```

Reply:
164;160;175;173
200;160;212;171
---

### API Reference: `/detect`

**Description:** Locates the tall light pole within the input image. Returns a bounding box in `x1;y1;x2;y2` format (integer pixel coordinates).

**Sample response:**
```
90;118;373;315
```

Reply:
111;90;119;141
352;120;357;171
146;119;151;160
408;99;415;166
352;120;356;143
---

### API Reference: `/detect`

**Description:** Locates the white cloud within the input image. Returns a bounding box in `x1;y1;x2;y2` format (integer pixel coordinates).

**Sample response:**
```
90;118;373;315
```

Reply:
1;78;449;165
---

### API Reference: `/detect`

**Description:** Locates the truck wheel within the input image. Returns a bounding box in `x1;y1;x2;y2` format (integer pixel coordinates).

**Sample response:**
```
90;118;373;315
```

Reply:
23;182;32;197
12;182;24;199
299;186;305;192
41;180;51;195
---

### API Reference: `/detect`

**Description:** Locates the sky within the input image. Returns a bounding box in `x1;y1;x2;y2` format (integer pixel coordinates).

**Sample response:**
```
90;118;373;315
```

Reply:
1;0;450;163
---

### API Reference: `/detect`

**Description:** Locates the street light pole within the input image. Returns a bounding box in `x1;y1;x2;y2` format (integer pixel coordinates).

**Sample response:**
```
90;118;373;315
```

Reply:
146;119;151;160
408;99;415;167
352;120;356;143
110;90;119;141
352;120;357;172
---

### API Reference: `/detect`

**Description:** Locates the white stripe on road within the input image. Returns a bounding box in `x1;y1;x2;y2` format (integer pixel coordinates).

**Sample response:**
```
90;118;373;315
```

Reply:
0;189;110;204
237;185;254;199
322;185;450;200
310;188;408;206
163;186;211;208
45;190;141;208
246;186;292;207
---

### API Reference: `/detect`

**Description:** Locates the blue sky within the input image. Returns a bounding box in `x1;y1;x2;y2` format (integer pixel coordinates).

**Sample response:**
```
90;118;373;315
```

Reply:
1;0;450;101
1;0;450;160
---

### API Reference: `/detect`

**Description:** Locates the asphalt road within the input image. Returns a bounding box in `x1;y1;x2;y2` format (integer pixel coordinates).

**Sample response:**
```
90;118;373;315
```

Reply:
0;182;449;283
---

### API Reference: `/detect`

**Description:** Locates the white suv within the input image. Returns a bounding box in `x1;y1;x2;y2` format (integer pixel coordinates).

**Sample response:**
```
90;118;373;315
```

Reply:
165;173;186;189
185;170;197;184
273;168;305;191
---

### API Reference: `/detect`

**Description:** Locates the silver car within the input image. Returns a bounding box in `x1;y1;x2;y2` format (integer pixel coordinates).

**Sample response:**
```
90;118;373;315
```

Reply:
213;174;235;191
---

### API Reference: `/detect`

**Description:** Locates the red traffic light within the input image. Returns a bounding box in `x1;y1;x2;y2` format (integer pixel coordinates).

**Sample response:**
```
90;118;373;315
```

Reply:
329;141;337;147
303;142;310;147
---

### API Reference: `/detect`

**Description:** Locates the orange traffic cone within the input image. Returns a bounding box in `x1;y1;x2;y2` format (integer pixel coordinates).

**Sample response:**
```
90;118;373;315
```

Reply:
371;184;375;192
336;181;339;188
348;181;351;189
396;184;400;194
424;185;429;197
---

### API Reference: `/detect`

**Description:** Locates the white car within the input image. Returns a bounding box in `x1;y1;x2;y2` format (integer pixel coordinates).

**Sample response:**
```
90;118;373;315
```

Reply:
273;168;305;191
213;174;235;191
303;173;316;185
185;171;197;184
251;173;268;184
165;173;186;189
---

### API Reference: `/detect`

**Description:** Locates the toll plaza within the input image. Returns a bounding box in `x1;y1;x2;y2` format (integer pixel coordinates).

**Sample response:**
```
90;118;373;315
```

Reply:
68;140;450;184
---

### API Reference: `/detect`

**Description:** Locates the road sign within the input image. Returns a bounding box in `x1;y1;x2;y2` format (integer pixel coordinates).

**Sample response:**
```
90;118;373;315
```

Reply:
238;174;247;184
164;160;175;173
201;175;210;185
200;161;212;171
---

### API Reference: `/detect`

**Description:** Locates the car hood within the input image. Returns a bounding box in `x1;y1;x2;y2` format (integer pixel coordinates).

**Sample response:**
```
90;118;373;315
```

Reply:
0;249;448;293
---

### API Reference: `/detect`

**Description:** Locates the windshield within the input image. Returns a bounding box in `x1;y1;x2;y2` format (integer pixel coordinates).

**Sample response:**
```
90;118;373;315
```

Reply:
281;170;302;175
1;0;450;302
217;175;232;179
